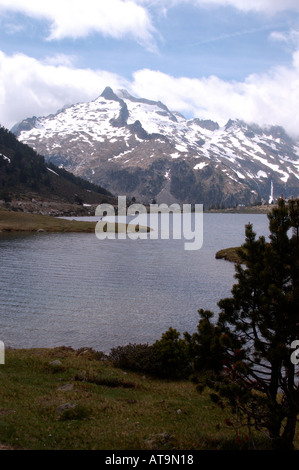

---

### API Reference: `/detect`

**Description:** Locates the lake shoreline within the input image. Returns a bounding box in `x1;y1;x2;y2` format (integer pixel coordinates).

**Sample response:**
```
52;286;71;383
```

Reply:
0;208;97;233
215;247;240;263
0;209;151;234
0;212;270;364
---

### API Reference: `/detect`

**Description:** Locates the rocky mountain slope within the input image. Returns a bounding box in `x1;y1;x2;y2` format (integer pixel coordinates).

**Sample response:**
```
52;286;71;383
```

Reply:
12;87;299;208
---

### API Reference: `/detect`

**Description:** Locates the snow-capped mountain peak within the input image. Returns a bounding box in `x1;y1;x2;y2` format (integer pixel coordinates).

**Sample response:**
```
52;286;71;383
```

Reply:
12;87;299;207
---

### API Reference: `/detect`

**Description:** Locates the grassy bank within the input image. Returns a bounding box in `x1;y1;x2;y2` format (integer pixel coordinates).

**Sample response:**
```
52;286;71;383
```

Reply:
215;247;241;263
0;347;294;451
0;209;97;233
0;209;150;234
206;204;275;214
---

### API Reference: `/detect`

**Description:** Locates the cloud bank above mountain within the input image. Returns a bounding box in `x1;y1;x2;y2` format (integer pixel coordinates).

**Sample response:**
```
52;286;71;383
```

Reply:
1;48;299;138
1;0;299;137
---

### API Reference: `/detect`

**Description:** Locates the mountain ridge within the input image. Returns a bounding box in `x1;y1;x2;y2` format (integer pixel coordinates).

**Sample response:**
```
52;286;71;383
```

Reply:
12;87;299;208
0;126;116;214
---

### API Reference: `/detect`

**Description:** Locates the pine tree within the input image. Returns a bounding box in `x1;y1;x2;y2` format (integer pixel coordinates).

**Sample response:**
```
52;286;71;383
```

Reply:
195;198;299;449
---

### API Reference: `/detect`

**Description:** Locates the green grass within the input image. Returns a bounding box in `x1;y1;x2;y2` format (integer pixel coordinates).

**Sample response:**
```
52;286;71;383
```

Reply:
215;247;241;263
0;210;150;234
0;209;96;232
1;347;296;450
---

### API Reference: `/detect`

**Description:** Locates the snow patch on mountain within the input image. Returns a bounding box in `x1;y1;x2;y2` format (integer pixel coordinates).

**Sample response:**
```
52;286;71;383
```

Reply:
47;167;59;176
12;87;299;207
1;153;10;163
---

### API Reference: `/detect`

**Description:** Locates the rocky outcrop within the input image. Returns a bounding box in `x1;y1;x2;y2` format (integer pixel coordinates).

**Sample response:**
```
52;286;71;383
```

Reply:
5;199;98;216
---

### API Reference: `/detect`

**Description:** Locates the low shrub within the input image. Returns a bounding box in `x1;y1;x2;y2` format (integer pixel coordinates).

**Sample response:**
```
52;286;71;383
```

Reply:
109;343;155;374
109;328;192;380
152;327;191;379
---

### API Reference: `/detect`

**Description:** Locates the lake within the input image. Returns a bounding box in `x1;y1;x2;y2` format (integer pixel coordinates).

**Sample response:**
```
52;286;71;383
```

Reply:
0;213;270;353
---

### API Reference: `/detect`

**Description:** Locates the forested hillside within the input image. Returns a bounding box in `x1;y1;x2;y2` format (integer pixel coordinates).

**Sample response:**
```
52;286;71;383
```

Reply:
0;127;115;206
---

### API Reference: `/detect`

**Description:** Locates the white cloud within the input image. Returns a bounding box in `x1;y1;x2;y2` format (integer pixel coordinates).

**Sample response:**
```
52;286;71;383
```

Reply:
1;0;299;53
0;51;128;129
138;0;299;14
0;0;157;50
3;22;25;35
269;31;289;43
42;54;78;67
1;49;299;138
270;29;299;47
130;52;299;137
198;0;299;13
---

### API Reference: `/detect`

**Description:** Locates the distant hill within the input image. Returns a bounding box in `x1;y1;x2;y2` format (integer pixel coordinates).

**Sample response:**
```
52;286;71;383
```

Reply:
0;126;115;208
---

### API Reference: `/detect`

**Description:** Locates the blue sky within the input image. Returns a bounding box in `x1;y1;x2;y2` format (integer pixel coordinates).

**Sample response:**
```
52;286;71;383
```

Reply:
1;0;299;136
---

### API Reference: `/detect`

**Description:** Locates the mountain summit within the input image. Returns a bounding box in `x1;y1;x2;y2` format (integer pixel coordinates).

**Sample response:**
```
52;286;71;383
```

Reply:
12;88;299;207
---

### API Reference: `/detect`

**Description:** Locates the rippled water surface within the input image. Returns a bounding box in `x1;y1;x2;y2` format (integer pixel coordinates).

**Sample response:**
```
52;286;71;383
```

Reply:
0;213;269;352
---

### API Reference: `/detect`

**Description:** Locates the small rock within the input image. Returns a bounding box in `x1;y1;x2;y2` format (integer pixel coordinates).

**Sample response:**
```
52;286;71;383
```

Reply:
49;360;62;367
77;349;90;356
177;409;182;414
57;384;74;392
144;433;173;450
55;403;77;415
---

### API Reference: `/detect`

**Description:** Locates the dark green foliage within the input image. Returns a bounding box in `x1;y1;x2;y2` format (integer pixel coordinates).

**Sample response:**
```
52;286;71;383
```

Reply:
74;194;83;205
0;127;50;191
184;310;225;375
109;343;155;375
0;126;114;203
152;327;191;379
193;198;299;450
109;328;191;379
289;197;299;245
47;162;112;196
0;188;11;202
